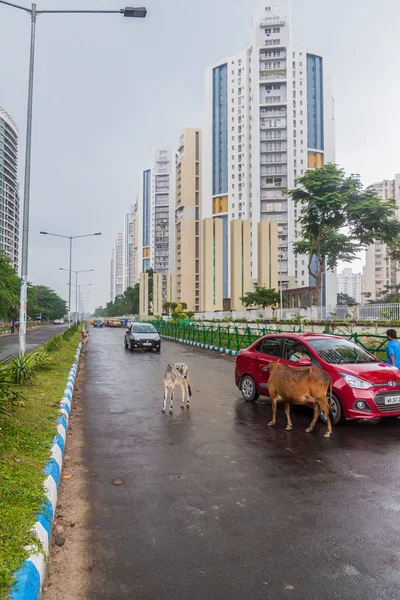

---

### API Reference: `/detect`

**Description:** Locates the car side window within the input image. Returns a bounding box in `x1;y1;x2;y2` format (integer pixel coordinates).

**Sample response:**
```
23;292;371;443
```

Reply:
255;338;282;358
283;339;315;364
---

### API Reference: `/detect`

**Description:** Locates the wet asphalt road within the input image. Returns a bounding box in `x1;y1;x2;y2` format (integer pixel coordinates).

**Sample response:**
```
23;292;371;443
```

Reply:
83;327;400;600
0;324;67;361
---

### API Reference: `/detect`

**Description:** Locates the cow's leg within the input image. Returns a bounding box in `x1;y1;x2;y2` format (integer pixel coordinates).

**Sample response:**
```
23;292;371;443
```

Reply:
318;397;332;438
284;402;293;431
162;386;168;412
169;387;174;414
306;401;320;433
268;397;278;426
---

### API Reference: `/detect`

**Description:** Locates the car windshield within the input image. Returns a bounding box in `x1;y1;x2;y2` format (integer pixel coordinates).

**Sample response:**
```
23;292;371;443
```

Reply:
307;338;378;365
131;324;157;334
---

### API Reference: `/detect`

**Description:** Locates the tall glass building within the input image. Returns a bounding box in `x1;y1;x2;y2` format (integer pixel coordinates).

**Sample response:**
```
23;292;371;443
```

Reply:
202;0;336;306
0;107;19;271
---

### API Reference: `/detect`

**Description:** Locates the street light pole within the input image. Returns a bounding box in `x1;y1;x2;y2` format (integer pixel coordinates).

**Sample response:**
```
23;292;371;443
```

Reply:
40;230;100;326
18;2;37;355
59;268;94;324
1;0;147;353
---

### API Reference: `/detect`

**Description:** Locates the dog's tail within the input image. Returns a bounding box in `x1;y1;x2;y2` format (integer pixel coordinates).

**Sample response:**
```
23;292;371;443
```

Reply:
188;383;192;397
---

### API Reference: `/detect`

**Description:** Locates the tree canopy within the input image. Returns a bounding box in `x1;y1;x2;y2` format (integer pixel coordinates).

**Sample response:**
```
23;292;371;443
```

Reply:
337;293;357;306
27;284;67;320
0;251;19;320
287;164;400;305
241;287;280;310
0;252;67;322
95;284;140;317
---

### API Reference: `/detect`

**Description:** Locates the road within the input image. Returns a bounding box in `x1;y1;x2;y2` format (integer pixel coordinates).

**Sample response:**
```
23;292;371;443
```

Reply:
0;324;67;361
81;327;400;600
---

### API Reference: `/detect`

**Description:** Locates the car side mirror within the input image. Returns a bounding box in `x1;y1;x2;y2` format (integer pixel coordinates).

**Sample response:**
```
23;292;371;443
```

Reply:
297;357;312;366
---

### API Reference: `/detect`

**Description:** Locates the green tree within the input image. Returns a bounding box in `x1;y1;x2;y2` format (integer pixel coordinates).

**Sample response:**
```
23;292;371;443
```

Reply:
170;302;178;313
163;301;172;315
27;285;66;320
0;251;19;320
241;287;280;311
93;306;106;317
337;293;357;306
287;164;400;305
147;268;154;315
185;311;195;319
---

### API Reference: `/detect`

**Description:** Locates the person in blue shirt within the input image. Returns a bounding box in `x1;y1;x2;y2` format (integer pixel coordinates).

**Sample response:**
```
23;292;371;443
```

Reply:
386;329;400;369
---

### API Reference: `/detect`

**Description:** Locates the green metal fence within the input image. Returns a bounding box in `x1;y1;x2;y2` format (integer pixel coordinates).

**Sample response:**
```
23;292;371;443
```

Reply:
154;321;299;352
153;321;389;357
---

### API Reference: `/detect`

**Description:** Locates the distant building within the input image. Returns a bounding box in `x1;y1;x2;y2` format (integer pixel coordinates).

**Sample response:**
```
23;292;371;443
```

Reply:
363;176;400;300
0;107;19;271
338;268;362;304
202;0;336;306
138;148;176;278
123;202;139;291
175;128;202;312
110;248;115;302
113;233;124;298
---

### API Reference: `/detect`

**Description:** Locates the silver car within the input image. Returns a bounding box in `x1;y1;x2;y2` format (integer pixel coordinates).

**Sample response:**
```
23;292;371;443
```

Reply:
124;322;161;353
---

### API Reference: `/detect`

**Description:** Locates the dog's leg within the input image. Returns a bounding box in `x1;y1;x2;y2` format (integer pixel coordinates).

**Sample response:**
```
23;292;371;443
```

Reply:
180;383;185;409
185;381;190;408
162;386;168;413
169;387;174;414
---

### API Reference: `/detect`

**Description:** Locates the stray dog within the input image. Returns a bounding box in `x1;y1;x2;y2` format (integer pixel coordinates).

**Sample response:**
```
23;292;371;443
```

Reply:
80;329;89;352
162;363;192;414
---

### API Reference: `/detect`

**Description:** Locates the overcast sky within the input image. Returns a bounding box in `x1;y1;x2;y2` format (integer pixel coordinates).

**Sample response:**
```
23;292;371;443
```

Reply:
1;0;399;310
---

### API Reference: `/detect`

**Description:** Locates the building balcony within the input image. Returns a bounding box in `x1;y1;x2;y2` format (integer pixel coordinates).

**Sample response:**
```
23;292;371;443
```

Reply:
261;158;287;165
259;71;286;82
260;97;286;106
260;120;287;129
260;17;285;27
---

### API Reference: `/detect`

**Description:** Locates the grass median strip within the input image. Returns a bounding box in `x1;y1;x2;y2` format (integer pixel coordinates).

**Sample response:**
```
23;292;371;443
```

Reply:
0;329;81;599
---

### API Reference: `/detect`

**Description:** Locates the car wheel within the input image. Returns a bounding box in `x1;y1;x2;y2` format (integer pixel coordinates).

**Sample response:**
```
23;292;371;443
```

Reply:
156;346;161;353
241;375;259;402
124;338;128;349
320;393;344;425
130;342;135;352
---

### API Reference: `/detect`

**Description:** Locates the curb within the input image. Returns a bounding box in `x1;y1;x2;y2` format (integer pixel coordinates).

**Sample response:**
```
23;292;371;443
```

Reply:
161;335;239;356
10;342;82;600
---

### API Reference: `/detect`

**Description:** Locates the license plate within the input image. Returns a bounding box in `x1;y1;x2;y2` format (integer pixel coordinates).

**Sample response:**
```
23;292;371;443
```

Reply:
385;396;400;405
143;343;152;347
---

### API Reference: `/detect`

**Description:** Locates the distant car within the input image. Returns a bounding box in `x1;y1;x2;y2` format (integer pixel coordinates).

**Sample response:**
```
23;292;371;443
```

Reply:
235;332;400;425
109;319;122;328
124;323;161;352
54;319;64;325
93;320;103;328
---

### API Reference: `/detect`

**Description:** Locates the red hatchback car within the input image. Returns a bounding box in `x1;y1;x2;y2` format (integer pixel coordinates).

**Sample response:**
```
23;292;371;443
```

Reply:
235;333;400;424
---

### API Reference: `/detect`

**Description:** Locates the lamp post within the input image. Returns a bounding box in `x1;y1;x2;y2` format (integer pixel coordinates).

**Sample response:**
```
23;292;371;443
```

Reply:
40;231;100;327
78;286;92;321
60;268;94;323
0;0;147;354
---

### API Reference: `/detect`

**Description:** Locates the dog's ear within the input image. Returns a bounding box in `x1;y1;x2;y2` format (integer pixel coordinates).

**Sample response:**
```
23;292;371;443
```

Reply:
167;364;172;369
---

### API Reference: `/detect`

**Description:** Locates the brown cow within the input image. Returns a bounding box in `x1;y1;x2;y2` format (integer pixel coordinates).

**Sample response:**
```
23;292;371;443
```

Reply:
262;362;333;438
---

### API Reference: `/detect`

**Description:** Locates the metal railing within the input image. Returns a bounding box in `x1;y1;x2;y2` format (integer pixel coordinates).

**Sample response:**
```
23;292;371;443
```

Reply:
153;321;389;358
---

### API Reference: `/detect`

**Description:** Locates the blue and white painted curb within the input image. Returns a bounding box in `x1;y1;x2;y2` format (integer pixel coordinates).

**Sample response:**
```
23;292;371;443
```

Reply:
10;343;82;600
161;335;239;356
